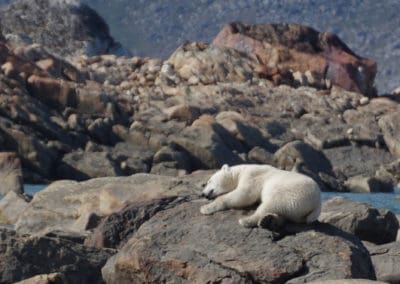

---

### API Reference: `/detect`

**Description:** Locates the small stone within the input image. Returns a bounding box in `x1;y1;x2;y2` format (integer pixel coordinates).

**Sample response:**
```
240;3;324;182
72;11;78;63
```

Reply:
188;75;200;85
359;97;369;105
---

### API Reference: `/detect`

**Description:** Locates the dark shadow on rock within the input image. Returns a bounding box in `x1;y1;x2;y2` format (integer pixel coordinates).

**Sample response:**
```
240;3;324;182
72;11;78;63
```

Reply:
85;195;199;249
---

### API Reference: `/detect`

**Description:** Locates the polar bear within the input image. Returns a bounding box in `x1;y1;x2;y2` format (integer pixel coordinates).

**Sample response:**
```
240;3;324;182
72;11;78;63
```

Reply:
200;164;321;229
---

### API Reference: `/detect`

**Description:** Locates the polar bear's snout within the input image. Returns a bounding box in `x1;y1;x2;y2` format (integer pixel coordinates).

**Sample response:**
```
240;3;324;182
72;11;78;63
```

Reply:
201;189;214;200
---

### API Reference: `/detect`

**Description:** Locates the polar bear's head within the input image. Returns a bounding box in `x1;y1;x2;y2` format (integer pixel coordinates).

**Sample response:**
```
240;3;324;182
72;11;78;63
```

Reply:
201;164;236;199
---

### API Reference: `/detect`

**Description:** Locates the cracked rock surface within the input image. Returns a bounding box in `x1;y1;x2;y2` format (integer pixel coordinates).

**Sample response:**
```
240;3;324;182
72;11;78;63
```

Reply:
102;200;375;283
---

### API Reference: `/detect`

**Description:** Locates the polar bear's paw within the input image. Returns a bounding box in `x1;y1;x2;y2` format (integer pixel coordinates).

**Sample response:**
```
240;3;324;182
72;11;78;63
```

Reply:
238;216;258;228
200;203;217;215
258;213;285;231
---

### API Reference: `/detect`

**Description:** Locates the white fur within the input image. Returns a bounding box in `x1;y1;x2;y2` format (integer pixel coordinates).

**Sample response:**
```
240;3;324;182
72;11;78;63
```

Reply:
200;164;321;228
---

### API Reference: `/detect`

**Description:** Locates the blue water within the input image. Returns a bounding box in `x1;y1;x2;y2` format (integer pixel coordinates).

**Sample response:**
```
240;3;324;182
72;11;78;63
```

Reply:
2;185;400;215
24;184;47;196
322;188;400;215
0;184;47;200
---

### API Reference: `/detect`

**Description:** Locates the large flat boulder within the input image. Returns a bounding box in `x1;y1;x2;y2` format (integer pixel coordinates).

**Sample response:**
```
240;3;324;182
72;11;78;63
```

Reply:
102;200;375;283
213;23;377;97
15;173;204;235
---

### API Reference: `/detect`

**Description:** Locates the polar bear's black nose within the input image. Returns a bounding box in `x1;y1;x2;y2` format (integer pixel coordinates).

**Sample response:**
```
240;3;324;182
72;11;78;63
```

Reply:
200;190;214;199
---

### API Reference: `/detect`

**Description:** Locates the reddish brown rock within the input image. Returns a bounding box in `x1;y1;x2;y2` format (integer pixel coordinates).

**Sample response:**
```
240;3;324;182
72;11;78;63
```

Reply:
213;23;377;97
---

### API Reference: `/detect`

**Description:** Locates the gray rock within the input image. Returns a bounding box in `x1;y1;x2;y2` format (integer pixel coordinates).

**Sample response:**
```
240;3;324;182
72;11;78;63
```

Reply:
0;152;23;195
379;111;400;158
102;200;375;283
15;174;201;235
110;142;154;175
345;175;394;193
274;140;340;191
153;145;191;170
172;123;244;169
0;0;129;58
309;280;387;284
247;146;276;165
379;159;400;184
85;195;195;249
58;150;120;180
0;191;30;224
319;197;399;244
0;228;114;284
275;140;333;174
14;272;67;284
150;161;188;177
364;241;400;284
166;42;258;84
323;145;395;180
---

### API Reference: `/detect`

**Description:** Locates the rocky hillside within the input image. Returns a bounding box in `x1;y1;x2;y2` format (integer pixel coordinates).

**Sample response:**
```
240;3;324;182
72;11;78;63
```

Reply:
1;0;399;93
0;13;399;195
80;0;400;93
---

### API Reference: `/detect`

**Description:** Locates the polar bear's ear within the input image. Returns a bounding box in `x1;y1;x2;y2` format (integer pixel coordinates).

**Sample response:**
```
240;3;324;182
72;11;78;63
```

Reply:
221;164;230;172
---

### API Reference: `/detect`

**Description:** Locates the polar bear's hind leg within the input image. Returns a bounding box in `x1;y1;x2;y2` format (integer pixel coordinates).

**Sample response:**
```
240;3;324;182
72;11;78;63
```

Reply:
258;213;286;231
305;204;321;224
238;202;279;228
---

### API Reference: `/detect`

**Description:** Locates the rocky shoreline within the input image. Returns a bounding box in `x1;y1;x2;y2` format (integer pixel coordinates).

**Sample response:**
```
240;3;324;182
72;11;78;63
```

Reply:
0;0;400;283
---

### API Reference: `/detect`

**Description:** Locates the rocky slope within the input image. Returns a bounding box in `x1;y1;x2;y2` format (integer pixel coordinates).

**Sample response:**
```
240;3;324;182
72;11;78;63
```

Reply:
1;0;400;92
0;19;399;193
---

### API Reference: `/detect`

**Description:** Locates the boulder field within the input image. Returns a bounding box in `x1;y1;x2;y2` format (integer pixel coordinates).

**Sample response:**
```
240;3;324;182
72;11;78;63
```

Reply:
0;1;399;282
0;21;398;193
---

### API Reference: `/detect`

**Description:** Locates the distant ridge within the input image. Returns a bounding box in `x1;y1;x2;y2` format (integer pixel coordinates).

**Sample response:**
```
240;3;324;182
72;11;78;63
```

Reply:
1;0;399;93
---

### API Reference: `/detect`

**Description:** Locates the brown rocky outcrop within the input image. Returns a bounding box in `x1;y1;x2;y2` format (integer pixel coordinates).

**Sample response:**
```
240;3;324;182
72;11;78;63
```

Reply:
213;23;377;97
